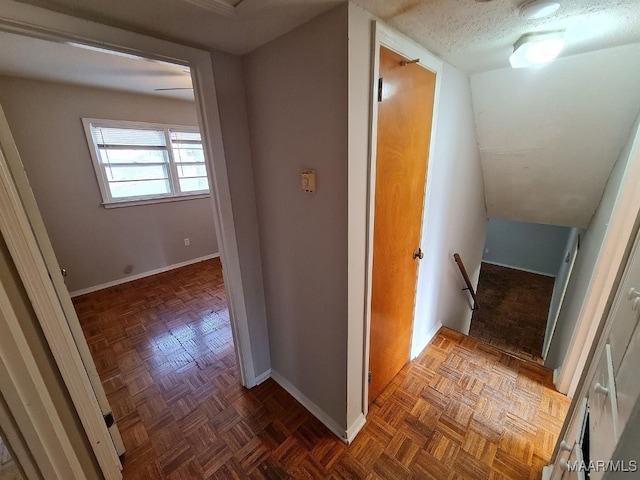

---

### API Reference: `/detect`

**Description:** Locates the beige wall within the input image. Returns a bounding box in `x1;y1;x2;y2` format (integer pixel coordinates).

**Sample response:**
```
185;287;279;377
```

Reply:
244;4;349;428
0;76;218;293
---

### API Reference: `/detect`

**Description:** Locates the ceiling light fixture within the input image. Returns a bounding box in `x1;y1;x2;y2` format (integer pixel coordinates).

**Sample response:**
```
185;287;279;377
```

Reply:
519;0;561;19
509;31;565;68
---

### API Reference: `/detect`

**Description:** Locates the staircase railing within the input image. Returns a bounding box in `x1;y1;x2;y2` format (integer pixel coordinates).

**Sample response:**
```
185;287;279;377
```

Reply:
453;253;479;311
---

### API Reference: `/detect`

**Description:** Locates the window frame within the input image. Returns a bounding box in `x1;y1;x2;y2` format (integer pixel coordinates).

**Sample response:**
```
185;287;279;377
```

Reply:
82;118;211;208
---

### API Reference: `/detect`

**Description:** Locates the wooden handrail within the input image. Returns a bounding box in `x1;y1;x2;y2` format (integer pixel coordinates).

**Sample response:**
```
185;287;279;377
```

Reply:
453;253;479;311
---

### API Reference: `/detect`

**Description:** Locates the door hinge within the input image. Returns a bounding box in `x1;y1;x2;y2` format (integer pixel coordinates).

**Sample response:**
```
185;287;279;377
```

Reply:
368;371;372;384
377;78;383;102
103;412;114;428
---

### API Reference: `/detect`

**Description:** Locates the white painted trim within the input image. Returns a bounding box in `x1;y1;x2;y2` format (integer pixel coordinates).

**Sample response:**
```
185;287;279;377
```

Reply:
0;0;258;389
0;113;120;478
362;21;444;415
70;253;220;297
542;234;579;360
556;121;640;396
410;321;442;360
481;260;557;278
541;465;553;480
271;370;349;443
253;368;271;386
345;413;367;444
81;118;209;206
553;368;560;386
0;280;83;479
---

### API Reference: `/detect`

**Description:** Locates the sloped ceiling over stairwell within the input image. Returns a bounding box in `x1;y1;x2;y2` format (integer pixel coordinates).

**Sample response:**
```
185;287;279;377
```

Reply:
471;43;640;228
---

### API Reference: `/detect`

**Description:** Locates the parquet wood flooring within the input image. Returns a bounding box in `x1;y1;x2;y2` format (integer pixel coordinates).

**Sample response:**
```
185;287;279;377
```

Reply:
469;263;555;365
74;258;569;479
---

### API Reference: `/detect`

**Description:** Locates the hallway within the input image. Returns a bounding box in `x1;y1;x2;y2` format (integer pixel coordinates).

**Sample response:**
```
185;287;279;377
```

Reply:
75;259;569;479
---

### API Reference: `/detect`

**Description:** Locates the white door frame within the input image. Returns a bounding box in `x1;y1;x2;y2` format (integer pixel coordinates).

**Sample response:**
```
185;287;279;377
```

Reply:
362;22;443;415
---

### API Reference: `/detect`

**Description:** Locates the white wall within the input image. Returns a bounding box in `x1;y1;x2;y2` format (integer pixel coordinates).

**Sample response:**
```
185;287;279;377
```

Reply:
243;4;349;431
0;75;218;293
412;62;488;343
546;114;640;370
482;218;572;276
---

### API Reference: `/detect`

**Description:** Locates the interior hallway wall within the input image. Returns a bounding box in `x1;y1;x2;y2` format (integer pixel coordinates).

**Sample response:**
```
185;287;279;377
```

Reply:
414;61;488;341
546;113;640;370
243;4;349;431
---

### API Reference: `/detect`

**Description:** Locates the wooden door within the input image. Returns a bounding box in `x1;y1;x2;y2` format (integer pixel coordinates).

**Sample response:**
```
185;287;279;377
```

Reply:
368;46;436;404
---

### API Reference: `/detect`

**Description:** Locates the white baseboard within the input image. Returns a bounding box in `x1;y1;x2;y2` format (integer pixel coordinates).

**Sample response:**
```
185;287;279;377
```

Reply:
411;321;442;359
70;253;220;297
253;369;271;386
541;464;553;480
271;370;349;443
345;413;366;444
553;368;560;387
482;260;556;278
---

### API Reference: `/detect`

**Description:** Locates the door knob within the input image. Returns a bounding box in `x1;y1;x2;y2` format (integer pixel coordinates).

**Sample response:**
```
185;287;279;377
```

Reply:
594;382;609;396
60;268;67;278
628;287;640;300
412;248;424;260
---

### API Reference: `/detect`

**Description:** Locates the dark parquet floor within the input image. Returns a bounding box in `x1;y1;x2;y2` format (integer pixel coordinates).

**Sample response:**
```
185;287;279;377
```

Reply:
469;263;556;365
74;258;569;479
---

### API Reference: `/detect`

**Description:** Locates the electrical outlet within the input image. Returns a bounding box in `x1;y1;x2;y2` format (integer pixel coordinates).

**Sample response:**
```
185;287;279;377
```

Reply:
184;238;190;246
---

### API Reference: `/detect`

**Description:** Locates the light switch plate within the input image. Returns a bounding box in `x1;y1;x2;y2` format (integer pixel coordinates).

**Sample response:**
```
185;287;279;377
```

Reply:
301;169;316;193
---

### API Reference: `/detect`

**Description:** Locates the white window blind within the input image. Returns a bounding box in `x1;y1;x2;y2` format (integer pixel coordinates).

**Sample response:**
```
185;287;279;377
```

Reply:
84;119;210;206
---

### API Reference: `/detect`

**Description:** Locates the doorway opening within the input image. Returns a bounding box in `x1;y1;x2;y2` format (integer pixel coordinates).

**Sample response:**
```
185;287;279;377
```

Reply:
0;31;238;473
469;218;578;365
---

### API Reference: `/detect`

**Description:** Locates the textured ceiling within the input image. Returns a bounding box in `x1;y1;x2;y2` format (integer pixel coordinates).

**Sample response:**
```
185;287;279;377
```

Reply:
471;43;640;227
0;31;194;100
17;0;640;72
353;0;640;73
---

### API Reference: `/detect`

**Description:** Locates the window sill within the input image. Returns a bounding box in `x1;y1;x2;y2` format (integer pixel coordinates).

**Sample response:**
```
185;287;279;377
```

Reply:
102;193;211;209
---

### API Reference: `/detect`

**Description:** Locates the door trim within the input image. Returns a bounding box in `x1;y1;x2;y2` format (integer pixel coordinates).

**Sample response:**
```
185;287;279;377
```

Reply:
0;112;117;478
362;22;443;415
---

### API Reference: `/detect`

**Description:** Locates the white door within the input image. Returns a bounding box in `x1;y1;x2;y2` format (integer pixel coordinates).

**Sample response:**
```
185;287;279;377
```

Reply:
0;106;124;462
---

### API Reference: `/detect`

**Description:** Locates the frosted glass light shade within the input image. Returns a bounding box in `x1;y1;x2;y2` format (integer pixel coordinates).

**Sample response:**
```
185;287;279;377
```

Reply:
509;32;565;68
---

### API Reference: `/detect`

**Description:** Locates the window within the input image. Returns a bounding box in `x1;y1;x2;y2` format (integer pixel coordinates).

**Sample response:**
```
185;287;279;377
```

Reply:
83;119;210;206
